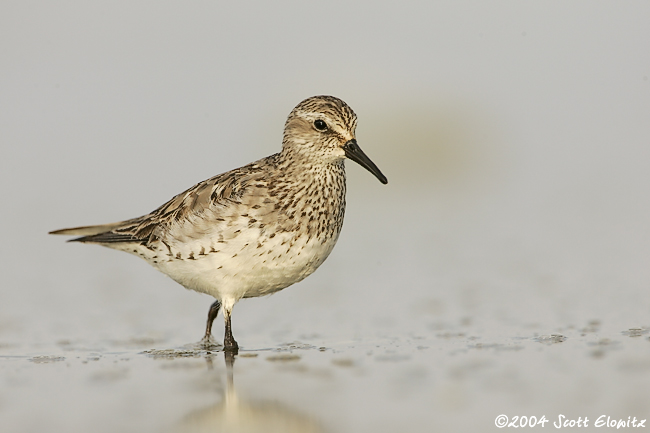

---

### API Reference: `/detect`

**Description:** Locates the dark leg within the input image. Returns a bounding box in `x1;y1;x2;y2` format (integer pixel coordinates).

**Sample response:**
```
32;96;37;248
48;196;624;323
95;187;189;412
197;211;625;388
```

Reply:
223;306;239;353
203;299;221;340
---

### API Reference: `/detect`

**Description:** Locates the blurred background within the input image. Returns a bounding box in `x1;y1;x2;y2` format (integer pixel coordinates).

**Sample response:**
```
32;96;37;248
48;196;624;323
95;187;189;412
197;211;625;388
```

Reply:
1;2;650;432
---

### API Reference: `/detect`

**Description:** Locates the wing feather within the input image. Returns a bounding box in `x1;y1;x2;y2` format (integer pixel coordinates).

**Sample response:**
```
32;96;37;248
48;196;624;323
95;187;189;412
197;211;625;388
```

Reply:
48;154;278;246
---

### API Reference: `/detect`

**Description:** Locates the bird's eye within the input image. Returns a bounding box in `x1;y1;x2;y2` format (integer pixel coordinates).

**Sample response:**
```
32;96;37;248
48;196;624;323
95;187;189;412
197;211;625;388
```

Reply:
314;119;327;131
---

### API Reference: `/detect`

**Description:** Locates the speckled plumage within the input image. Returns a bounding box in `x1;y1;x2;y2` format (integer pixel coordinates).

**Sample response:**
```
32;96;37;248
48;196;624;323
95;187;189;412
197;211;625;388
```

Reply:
50;95;387;351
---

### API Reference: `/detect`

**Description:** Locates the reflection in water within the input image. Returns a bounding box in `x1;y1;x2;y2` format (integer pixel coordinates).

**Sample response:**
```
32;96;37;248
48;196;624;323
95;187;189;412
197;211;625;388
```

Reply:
176;352;324;433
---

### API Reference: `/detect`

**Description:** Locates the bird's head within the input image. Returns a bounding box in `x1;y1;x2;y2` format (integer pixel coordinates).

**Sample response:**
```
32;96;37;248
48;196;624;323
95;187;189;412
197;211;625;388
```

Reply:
282;95;387;184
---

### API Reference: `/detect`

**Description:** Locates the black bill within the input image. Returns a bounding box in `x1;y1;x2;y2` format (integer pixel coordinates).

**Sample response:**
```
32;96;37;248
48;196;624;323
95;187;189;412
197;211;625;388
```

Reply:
342;139;388;184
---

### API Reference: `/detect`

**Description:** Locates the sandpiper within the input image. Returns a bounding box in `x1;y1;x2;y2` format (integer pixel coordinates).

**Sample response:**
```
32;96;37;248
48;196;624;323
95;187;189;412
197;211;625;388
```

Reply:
50;95;387;352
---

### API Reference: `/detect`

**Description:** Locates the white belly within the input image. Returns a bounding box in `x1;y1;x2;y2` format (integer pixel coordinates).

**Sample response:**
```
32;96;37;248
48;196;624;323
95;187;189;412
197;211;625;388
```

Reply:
147;228;339;302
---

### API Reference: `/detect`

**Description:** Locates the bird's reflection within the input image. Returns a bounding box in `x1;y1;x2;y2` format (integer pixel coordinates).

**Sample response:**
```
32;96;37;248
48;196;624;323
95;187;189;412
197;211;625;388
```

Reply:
176;350;324;433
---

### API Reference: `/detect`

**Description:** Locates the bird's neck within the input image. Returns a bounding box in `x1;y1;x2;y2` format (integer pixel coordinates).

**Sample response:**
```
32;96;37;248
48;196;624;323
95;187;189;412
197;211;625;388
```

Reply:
278;147;346;180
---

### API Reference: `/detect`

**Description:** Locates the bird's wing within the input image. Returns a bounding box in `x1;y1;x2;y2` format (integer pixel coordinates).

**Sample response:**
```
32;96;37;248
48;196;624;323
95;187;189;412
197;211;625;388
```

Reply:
49;155;277;245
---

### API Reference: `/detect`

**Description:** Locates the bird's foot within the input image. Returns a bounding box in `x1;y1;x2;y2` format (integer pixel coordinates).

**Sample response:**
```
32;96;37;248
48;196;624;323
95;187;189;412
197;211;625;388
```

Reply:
223;335;239;354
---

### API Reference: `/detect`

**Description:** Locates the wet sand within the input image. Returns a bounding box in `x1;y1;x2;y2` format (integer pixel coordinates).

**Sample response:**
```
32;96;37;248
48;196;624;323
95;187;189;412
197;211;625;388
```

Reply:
2;313;649;432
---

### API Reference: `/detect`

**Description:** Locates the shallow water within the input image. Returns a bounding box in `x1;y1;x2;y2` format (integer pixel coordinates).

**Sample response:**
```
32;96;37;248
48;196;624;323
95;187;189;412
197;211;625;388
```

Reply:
2;315;650;432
